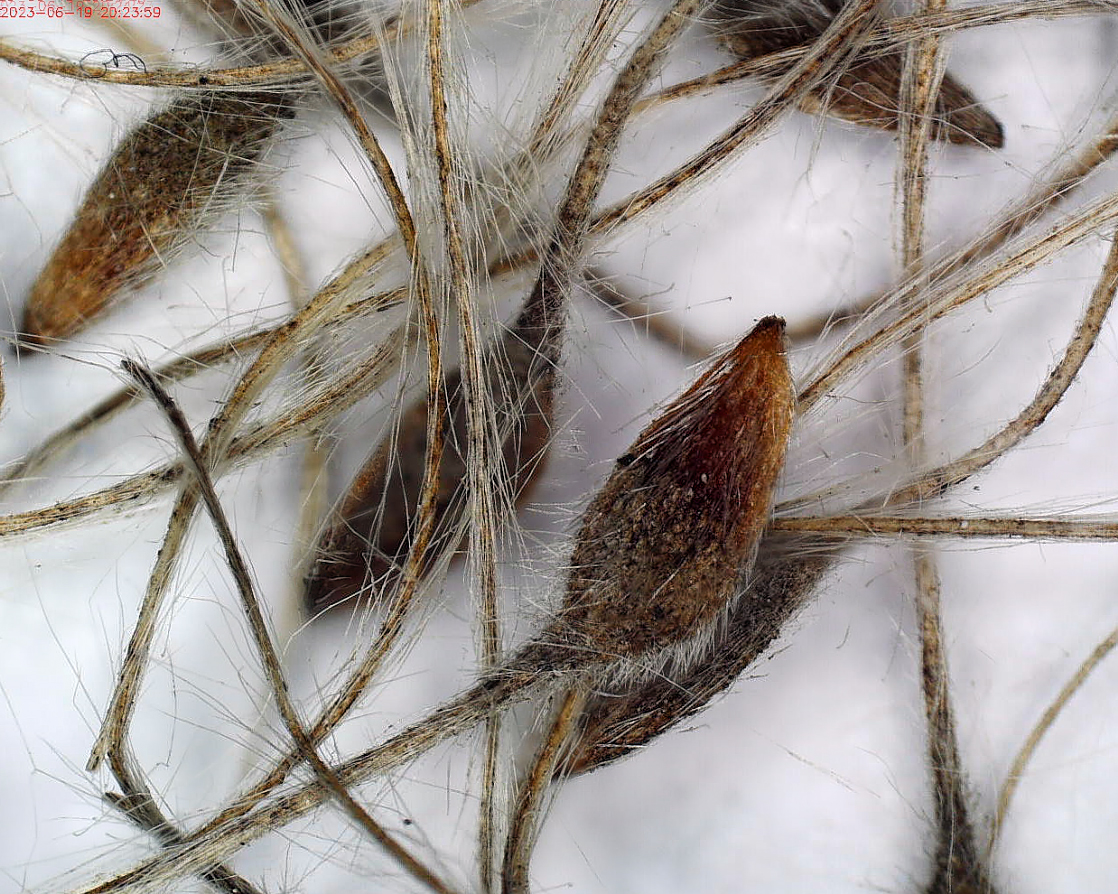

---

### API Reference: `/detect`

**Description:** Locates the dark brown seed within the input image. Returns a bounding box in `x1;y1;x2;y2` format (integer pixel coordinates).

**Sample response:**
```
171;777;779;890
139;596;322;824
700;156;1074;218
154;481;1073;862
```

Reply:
545;315;795;661
414;318;798;752
20;92;292;348
304;335;555;613
712;0;1005;149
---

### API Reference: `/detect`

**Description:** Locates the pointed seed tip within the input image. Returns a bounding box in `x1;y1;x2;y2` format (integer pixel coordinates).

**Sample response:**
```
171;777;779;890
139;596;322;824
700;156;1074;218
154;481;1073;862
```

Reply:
753;315;786;332
740;315;788;354
949;107;1006;150
984;116;1007;150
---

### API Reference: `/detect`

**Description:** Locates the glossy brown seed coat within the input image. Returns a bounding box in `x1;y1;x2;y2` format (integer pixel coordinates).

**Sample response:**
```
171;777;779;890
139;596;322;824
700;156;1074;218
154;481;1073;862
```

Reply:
713;0;1005;149
21;92;292;347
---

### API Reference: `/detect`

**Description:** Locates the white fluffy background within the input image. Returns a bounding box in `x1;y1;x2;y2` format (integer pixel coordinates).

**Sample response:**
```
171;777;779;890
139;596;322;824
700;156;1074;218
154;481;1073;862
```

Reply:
3;2;1118;893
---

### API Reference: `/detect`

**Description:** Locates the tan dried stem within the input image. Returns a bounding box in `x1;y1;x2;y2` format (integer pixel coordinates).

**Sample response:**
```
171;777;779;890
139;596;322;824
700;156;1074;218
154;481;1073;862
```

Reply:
260;200;333;590
86;237;394;772
894;4;991;890
795;188;1118;417
501;684;588;894
915;552;992;894
124;360;457;894
788;100;1118;347
423;0;505;885
0;0;486;87
772;514;1118;541
1;0;1104;90
989;624;1118;856
896;0;940;470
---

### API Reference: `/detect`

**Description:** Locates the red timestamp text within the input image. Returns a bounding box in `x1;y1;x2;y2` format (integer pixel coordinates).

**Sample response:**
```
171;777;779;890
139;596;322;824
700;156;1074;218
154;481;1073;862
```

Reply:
0;0;161;17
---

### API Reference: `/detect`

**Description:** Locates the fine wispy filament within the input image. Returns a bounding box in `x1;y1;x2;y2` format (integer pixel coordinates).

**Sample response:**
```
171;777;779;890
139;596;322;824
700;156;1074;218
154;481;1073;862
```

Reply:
303;307;555;613
4;1;1118;893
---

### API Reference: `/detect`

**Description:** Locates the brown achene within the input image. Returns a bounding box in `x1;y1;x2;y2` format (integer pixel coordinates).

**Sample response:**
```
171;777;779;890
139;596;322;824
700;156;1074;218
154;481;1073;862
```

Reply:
21;92;291;348
521;314;795;668
712;0;1004;148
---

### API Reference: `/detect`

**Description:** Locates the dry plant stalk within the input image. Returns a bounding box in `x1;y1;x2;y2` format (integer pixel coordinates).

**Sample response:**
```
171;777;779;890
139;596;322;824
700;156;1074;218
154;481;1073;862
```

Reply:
4;1;1118;893
893;2;993;888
